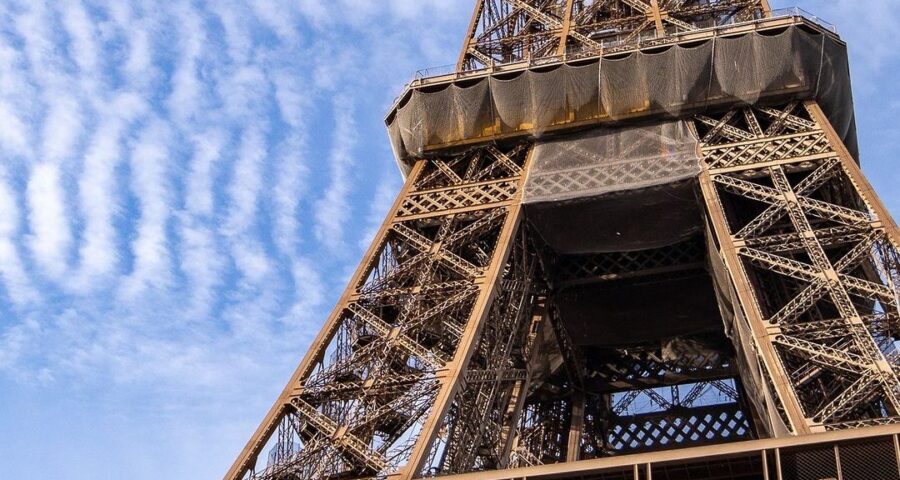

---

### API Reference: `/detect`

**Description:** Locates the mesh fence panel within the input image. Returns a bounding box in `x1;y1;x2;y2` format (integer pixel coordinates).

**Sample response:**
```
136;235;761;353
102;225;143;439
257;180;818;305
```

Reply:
714;28;801;105
454;80;494;142
601;53;649;120
681;41;718;109
396;91;424;156
818;34;854;142
420;85;456;145
706;226;792;438
839;440;900;480
714;33;759;104
531;66;568;135
780;446;838;480
658;42;715;116
387;117;405;166
644;48;679;116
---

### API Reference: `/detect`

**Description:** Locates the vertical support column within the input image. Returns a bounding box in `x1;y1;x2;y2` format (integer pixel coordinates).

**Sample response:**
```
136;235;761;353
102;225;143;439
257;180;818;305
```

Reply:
807;102;900;248
567;393;585;462
499;298;547;467
694;101;900;436
399;149;535;479
557;0;577;56
649;0;665;37
699;171;812;435
457;0;487;71
227;142;535;480
224;161;428;480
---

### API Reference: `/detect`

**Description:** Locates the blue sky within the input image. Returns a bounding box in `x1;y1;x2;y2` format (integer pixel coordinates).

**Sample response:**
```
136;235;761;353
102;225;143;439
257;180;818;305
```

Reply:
0;1;897;479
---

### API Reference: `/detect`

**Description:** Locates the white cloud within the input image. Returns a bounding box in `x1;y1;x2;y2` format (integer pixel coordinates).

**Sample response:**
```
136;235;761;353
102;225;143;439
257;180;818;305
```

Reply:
166;3;208;126
358;172;399;251
314;95;356;251
42;94;85;163
0;0;483;478
59;0;100;75
185;131;226;218
225;128;267;235
0;173;37;306
26;163;73;279
0;101;30;156
74;120;124;287
119;121;173;300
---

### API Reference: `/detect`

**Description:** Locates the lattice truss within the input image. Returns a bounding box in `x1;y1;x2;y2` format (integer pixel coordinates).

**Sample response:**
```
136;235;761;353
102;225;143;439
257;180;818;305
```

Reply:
425;237;758;473
226;144;537;480
458;0;769;70
503;305;753;467
553;236;706;287
696;101;900;431
506;344;752;468
419;227;547;475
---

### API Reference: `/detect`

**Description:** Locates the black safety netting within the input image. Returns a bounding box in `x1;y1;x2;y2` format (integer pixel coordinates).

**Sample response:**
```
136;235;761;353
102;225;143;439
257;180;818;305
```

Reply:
387;26;856;163
705;226;793;438
524;179;704;255
521;119;703;254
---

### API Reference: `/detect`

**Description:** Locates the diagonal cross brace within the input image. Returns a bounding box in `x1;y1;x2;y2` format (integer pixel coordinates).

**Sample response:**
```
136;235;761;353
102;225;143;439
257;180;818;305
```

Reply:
508;0;603;50
347;303;448;370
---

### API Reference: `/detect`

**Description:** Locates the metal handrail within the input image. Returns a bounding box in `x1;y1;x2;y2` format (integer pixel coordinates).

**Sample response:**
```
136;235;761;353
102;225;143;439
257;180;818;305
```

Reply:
412;7;837;81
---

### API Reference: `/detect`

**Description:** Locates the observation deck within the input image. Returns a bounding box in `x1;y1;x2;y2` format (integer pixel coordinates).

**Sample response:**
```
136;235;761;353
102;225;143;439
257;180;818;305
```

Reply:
385;9;853;168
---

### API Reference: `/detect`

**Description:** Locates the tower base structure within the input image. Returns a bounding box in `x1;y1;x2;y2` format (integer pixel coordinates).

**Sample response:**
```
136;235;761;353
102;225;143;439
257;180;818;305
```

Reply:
226;6;900;480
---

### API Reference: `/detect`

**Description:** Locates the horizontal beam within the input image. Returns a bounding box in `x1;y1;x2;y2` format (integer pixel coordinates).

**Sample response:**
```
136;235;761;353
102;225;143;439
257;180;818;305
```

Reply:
432;424;900;480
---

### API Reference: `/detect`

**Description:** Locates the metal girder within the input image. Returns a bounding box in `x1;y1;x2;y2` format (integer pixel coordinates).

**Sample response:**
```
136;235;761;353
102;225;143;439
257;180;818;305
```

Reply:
290;398;390;472
457;0;768;70
696;101;900;434
225;143;536;480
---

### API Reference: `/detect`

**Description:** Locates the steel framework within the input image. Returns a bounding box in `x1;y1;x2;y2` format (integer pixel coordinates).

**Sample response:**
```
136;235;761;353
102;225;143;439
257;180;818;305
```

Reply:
226;1;900;479
457;0;770;70
697;101;900;433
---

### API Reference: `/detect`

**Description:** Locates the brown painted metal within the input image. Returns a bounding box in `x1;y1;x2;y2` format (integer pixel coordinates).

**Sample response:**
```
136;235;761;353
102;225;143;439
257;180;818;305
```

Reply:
557;0;577;56
698;141;812;435
226;143;539;479
808;102;900;248
649;0;665;37
417;425;900;480
456;0;768;71
695;102;900;434
227;2;900;479
224;159;429;480
456;0;486;71
398;150;533;479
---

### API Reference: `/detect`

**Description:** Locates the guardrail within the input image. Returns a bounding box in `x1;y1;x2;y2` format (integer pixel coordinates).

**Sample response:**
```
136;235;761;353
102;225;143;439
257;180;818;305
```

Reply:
412;7;837;82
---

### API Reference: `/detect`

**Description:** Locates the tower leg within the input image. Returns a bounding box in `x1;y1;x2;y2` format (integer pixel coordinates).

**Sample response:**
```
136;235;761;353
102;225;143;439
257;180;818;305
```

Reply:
695;102;900;436
225;143;536;480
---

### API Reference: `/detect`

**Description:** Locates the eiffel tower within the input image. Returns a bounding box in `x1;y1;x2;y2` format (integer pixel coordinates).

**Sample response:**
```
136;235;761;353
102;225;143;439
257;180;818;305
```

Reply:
226;2;900;479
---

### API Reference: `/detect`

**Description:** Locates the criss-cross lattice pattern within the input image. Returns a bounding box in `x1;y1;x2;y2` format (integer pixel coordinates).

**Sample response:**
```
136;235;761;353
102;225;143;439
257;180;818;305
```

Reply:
607;406;751;452
420;229;547;475
588;346;734;393
525;153;699;201
839;439;900;480
459;0;768;71
697;101;900;433
553;236;706;287
226;143;534;480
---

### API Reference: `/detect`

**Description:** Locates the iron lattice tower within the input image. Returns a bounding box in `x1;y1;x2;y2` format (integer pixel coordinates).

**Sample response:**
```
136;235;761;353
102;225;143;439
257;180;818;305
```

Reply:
227;2;900;479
